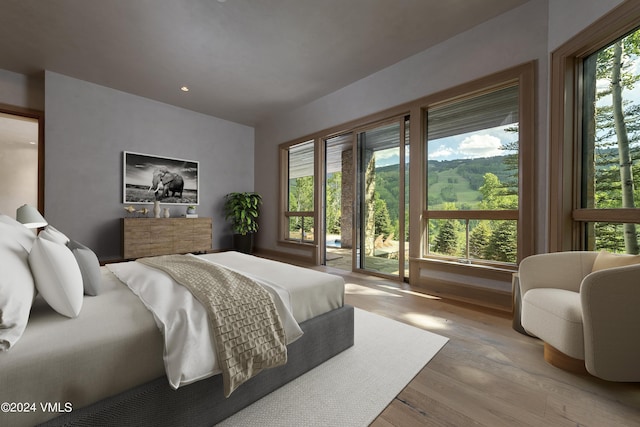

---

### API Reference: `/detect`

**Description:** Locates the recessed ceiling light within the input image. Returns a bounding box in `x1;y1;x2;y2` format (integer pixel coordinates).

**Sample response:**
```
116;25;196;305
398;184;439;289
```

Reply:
181;86;189;92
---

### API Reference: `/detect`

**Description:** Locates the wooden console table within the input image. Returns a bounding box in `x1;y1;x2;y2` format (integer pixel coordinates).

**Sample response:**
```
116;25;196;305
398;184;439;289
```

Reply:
121;217;212;259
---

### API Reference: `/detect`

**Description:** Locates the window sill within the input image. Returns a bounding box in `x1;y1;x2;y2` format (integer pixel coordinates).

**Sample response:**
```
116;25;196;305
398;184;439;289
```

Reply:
412;256;517;273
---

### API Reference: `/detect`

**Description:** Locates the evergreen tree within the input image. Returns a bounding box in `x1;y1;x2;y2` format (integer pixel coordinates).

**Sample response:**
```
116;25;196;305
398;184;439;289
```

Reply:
485;221;517;263
433;220;459;256
469;221;492;259
374;193;394;238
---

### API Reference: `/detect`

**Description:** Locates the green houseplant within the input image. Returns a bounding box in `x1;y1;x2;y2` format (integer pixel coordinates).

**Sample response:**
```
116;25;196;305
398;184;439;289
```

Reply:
223;192;262;253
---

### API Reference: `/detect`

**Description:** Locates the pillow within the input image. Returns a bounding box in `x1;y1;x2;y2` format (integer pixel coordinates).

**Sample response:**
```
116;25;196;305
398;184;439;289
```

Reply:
0;213;36;251
39;225;70;245
0;223;36;351
591;250;640;272
67;239;102;296
29;237;83;318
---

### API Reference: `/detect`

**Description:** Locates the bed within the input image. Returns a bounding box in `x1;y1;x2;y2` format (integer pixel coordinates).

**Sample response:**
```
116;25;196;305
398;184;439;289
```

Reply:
0;215;354;427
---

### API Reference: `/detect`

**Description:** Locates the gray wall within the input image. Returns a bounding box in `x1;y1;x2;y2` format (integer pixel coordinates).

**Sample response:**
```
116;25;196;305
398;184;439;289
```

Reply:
44;71;254;260
0;68;44;110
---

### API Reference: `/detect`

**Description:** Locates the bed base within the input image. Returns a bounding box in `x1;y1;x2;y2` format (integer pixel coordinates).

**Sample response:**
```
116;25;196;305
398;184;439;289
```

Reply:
40;304;354;427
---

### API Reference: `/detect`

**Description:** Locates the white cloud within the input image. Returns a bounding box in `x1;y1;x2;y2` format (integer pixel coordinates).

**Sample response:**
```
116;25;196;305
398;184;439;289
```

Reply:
429;144;454;159
374;148;397;160
458;134;503;158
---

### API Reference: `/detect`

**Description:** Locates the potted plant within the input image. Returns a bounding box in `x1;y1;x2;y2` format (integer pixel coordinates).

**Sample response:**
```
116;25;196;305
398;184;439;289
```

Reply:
223;192;262;254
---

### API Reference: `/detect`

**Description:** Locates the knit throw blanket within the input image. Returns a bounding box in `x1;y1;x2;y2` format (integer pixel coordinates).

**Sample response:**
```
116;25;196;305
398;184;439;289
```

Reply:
137;254;287;397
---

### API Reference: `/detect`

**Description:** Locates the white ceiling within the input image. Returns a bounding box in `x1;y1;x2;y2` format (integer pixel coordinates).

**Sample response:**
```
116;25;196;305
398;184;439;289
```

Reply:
0;0;529;126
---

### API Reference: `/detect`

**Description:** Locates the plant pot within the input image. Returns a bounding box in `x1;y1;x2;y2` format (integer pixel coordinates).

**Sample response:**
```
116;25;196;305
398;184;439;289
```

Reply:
232;233;254;254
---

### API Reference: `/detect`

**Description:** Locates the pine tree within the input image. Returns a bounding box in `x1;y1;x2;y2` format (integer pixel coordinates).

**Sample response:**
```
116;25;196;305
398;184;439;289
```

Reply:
374;193;394;238
433;220;459;256
469;221;492;259
485;221;517;262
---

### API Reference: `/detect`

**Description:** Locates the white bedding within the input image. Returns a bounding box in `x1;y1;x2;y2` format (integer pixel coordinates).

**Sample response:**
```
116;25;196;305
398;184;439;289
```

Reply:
106;251;344;389
198;252;345;323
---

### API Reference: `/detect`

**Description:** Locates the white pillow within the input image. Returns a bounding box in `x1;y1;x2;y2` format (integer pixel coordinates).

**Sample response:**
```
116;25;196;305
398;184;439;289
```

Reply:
0;223;36;351
0;213;36;251
39;225;70;245
29;237;83;318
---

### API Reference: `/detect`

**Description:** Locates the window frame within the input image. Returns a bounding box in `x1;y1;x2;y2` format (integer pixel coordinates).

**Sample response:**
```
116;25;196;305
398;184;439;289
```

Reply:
549;2;640;252
419;64;536;267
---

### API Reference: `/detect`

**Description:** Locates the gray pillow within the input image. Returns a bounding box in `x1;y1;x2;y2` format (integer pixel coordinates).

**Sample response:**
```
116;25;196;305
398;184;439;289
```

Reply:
67;239;102;296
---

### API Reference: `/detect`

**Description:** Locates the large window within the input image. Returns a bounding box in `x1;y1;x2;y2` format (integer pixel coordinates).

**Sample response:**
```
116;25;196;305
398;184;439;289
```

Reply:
550;2;640;253
283;140;315;243
425;84;521;265
580;28;640;254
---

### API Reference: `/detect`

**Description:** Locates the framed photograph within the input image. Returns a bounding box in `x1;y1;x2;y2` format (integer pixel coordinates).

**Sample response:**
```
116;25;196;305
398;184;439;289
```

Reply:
123;151;199;205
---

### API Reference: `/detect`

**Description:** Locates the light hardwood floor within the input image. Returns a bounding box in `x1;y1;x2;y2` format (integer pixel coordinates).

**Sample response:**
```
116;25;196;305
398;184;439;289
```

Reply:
314;266;640;427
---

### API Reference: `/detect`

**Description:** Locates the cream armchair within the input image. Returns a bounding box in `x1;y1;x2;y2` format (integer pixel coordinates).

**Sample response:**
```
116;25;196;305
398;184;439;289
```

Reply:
519;251;640;381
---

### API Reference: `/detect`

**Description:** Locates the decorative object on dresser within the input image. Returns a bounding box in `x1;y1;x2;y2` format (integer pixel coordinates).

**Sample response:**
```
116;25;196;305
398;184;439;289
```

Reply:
185;205;198;218
121;217;212;259
223;192;262;254
123;151;199;205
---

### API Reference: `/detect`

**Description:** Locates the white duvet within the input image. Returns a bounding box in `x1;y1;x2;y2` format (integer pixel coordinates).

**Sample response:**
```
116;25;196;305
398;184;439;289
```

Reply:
106;254;303;389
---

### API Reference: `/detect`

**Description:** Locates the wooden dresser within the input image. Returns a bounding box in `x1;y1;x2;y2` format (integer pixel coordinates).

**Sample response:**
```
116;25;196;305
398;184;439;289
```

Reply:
121;217;212;259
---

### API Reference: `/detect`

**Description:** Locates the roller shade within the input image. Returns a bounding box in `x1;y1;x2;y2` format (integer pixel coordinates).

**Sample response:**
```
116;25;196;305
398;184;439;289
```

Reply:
288;140;314;180
427;85;518;141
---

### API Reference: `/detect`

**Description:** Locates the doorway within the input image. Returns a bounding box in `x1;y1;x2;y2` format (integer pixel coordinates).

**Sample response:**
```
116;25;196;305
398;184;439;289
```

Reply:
0;109;41;216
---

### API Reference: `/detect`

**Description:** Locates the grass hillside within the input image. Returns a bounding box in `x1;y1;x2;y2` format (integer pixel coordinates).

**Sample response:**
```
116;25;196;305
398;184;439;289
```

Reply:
375;155;515;215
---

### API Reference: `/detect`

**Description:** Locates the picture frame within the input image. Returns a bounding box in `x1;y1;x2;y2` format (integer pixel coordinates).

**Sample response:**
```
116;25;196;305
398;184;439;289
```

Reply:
123;151;199;205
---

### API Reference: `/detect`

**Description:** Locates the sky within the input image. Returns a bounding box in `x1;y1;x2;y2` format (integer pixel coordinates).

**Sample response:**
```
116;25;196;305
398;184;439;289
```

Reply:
427;124;517;162
372;123;518;168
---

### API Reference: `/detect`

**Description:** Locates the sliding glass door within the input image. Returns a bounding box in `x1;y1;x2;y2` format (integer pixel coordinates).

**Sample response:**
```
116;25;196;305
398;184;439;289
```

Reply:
355;117;409;279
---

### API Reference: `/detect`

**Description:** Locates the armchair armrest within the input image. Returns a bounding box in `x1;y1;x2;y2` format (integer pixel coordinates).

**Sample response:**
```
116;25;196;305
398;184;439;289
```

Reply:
518;252;597;295
581;264;640;381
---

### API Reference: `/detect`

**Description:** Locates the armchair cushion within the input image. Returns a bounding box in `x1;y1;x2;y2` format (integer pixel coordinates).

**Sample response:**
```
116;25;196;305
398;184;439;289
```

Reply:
522;288;584;360
591;250;640;272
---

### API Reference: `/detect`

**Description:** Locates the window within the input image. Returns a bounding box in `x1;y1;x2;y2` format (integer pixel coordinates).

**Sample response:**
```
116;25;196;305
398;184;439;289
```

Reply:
550;2;640;253
282;140;315;243
579;28;640;254
425;85;521;265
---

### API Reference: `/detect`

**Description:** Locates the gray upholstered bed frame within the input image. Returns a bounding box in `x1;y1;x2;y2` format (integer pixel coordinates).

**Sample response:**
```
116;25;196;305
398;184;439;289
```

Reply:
40;304;354;427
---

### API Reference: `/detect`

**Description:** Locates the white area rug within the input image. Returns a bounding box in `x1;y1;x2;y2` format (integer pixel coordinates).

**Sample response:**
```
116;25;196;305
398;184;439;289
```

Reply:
217;308;449;427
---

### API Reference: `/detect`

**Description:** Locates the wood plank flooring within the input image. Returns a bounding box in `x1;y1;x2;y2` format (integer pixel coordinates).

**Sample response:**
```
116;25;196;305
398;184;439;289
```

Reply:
314;266;640;427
